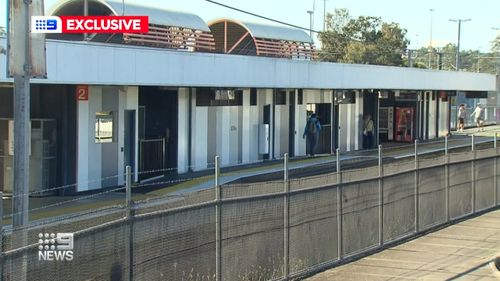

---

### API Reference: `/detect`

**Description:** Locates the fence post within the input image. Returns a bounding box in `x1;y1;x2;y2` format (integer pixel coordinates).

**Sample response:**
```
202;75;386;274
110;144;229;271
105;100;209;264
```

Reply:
283;153;290;280
444;137;450;222
125;166;134;281
495;133;498;207
336;148;343;260
378;145;384;246
215;156;222;281
414;140;419;233
471;135;476;213
0;191;3;280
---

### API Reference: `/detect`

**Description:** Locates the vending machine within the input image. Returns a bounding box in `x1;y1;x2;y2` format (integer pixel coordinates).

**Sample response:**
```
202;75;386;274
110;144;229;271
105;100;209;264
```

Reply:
394;107;414;142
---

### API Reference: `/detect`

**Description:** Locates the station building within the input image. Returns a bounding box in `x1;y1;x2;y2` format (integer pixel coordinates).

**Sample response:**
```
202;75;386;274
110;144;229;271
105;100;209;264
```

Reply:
0;0;497;193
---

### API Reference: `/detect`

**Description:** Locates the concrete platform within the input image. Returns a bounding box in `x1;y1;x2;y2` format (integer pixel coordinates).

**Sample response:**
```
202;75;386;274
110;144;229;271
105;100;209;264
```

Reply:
306;209;500;281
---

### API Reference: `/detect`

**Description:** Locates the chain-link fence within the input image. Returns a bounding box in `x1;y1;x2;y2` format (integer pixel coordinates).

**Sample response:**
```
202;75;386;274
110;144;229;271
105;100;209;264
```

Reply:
1;138;500;281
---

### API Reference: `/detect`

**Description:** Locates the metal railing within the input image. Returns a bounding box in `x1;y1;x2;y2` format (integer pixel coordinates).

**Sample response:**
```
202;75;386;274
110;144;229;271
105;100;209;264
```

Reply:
138;138;165;181
0;135;499;281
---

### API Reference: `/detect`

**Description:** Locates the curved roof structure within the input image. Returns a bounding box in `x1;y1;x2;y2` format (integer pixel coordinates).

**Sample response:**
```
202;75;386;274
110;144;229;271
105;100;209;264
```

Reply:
50;0;210;31
241;21;312;43
48;0;214;51
208;19;315;59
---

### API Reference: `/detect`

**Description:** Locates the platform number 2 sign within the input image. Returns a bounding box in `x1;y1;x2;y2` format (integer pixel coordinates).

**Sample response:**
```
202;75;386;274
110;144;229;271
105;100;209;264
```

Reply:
76;85;89;101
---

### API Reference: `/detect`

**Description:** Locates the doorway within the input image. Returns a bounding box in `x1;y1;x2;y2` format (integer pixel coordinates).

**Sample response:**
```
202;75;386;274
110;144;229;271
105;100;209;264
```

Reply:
124;110;136;176
288;92;295;157
306;103;331;154
263;104;271;160
138;87;178;180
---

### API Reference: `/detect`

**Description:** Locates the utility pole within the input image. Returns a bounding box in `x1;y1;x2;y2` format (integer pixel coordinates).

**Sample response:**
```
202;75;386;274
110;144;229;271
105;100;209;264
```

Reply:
11;0;32;231
323;0;328;31
428;9;434;69
449;18;471;71
307;10;314;39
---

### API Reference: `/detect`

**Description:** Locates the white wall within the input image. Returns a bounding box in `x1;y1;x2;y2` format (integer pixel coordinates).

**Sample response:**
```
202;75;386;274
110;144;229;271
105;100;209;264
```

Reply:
189;89;266;171
241;89;260;164
178;88;190;173
77;86;138;191
294;90;306;156
338;91;363;152
428;91;437;139
438;99;449;137
1;38;495;92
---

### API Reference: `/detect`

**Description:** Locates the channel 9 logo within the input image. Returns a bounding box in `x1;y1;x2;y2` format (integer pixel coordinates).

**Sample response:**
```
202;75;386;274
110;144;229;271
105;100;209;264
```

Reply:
38;232;74;261
31;16;62;33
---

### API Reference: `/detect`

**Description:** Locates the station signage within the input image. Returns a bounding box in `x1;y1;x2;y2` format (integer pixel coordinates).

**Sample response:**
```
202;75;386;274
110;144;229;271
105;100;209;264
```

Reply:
76;85;89;101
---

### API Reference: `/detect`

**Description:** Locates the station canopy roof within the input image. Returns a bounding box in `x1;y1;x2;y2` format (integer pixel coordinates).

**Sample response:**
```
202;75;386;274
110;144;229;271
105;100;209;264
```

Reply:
241;21;313;43
48;0;215;51
50;0;211;31
208;18;315;59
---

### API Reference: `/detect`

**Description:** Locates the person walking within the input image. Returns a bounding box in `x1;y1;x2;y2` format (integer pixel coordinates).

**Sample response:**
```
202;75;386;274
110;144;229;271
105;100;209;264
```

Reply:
457;104;467;132
303;113;321;156
363;114;374;149
471;104;485;132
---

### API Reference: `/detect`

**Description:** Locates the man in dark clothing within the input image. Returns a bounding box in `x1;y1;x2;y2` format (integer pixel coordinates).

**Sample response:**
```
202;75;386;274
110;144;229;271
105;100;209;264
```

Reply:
303;113;321;156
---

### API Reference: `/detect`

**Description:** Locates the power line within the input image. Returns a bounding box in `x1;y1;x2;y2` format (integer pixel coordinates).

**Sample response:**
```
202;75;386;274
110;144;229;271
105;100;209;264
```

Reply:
205;0;322;33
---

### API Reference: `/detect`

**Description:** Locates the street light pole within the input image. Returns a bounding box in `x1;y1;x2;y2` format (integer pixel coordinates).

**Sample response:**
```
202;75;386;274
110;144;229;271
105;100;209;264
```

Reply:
307;10;314;39
449;18;471;71
323;0;328;31
428;9;434;69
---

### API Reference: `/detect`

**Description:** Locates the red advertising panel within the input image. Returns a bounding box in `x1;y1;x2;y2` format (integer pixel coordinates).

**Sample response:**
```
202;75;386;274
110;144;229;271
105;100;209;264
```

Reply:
394;107;414;142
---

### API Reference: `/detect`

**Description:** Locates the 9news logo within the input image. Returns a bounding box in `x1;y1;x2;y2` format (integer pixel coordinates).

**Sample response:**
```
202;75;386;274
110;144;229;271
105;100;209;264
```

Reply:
31;16;62;33
38;232;74;261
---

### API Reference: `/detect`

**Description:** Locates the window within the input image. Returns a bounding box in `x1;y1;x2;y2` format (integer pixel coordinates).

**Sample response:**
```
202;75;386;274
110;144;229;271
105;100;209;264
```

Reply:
297;89;303;105
335;90;356;104
275;90;287;105
196;88;243;106
95;112;113;143
250;88;257;106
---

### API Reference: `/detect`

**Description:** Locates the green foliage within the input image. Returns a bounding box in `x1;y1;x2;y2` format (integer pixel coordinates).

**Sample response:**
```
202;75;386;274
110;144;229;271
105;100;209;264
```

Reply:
410;43;498;74
318;9;409;66
492;34;500;52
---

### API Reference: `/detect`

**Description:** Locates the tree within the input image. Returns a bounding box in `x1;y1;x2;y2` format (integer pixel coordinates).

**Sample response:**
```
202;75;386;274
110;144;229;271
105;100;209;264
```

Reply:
493;34;500;52
318;9;409;66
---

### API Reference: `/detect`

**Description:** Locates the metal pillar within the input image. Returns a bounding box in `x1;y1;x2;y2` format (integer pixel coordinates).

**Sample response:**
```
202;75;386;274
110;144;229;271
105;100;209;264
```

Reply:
125;166;134;281
336;148;342;260
378;145;384;246
444;136;450;222
495;133;498;207
414;140;419;233
215;156;222;281
283;153;290;280
471;135;476;213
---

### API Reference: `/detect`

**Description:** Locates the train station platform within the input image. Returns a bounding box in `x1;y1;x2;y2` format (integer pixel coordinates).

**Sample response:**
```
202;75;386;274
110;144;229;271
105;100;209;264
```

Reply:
306;208;500;280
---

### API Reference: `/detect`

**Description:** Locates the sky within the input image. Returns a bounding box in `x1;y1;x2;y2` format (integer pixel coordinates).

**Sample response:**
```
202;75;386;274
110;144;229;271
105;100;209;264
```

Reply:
1;0;499;52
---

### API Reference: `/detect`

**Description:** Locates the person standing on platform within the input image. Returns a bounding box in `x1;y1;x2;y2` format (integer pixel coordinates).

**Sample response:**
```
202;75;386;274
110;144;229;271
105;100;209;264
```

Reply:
457;104;467;132
363;114;374;149
303;113;321;157
471;104;485;132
